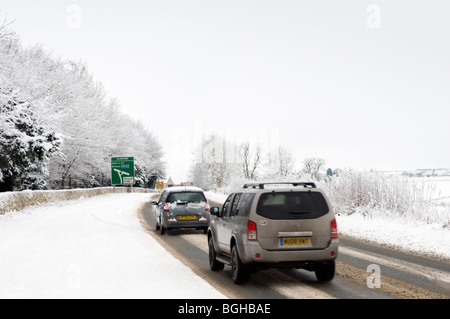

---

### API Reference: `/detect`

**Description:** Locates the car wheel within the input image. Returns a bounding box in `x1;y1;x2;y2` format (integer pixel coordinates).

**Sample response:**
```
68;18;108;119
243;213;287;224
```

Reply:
154;210;160;231
159;217;166;235
231;245;250;284
208;236;224;271
155;216;160;231
314;261;335;282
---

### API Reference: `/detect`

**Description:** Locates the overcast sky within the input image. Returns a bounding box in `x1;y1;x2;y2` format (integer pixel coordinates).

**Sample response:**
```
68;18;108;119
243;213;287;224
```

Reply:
2;0;449;180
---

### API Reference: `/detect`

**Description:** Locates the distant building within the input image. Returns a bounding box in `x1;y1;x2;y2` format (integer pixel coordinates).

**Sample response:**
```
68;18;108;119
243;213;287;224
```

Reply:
181;182;194;186
402;168;450;177
163;177;193;188
165;177;175;188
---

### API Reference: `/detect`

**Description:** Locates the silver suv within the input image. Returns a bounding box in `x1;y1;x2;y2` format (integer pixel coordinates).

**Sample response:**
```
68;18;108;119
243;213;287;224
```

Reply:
152;186;210;234
207;182;338;284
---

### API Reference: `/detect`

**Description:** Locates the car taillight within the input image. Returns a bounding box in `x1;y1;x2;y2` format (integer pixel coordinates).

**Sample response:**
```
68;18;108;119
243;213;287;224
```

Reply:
205;201;210;211
247;220;257;241
163;202;169;212
330;218;338;238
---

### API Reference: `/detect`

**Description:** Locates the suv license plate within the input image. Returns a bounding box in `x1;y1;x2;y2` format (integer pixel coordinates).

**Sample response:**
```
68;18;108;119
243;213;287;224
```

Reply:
179;215;196;220
280;238;310;246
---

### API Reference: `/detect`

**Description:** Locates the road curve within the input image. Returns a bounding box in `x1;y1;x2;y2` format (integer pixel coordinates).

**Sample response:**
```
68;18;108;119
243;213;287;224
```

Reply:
139;194;450;299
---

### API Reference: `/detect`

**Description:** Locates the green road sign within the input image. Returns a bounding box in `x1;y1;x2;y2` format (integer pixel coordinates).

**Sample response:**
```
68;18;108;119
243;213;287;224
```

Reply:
111;157;135;185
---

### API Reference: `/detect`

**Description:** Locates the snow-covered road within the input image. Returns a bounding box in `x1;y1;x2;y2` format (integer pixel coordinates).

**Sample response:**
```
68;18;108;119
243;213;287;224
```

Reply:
0;193;225;299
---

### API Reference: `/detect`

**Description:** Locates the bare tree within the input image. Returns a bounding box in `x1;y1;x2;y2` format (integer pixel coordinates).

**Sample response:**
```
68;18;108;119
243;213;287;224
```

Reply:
278;146;296;178
264;145;296;179
0;12;15;40
239;142;262;180
189;133;229;189
303;157;326;180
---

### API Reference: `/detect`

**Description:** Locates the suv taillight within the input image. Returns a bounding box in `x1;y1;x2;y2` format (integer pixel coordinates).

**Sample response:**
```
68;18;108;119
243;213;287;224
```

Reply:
247;220;257;241
330;218;338;238
163;202;169;212
205;201;210;211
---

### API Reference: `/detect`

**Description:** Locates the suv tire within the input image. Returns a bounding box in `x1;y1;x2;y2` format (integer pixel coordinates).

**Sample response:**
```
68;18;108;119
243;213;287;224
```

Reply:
314;261;335;282
231;245;250;284
208;236;224;271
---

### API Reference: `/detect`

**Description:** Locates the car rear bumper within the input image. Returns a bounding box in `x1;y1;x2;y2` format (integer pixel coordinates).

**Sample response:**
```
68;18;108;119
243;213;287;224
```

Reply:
166;223;209;229
164;218;209;229
239;239;339;265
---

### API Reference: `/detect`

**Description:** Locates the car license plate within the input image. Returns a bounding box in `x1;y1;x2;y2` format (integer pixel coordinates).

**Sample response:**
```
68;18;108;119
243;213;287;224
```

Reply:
179;215;196;220
280;237;310;246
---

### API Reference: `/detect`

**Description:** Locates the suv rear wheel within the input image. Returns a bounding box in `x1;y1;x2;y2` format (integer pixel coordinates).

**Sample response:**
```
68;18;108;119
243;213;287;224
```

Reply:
314;261;335;282
231;245;251;284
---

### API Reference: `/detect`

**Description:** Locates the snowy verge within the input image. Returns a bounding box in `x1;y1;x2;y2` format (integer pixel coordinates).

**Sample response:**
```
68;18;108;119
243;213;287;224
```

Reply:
205;191;450;261
0;187;154;215
337;213;450;261
0;193;225;299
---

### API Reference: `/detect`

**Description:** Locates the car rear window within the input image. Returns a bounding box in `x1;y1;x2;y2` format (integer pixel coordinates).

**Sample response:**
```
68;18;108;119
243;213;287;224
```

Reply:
167;191;206;203
256;191;329;220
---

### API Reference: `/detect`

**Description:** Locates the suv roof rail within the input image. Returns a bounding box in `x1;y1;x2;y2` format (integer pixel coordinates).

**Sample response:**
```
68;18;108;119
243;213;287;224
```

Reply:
243;182;317;189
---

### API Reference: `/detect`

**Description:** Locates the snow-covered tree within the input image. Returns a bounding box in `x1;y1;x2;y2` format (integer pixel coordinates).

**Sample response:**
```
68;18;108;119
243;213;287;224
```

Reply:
302;157;326;180
188;133;240;190
263;145;296;180
0;21;166;190
239;142;262;180
0;93;61;190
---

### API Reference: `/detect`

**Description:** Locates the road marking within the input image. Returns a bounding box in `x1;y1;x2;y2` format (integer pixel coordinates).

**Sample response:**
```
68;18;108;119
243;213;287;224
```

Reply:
180;233;208;252
339;246;450;284
254;270;335;299
180;233;334;299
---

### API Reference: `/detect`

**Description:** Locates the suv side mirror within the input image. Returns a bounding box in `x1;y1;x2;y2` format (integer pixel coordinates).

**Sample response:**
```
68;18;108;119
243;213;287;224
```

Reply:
151;201;158;205
210;206;220;216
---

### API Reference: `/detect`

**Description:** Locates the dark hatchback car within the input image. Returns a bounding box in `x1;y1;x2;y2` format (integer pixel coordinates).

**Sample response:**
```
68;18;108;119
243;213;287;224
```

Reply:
152;186;210;234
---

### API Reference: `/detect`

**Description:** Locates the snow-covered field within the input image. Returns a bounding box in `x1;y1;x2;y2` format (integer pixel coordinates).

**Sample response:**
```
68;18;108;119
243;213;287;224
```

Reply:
418;177;450;200
0;193;225;299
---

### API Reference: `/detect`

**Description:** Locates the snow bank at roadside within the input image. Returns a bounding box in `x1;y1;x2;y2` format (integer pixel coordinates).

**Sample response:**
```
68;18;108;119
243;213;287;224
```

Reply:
0;193;225;299
205;191;450;261
337;213;450;261
0;187;153;215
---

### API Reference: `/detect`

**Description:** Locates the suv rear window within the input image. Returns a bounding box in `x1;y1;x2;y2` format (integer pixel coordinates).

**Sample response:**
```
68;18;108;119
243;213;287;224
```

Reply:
237;193;255;217
167;192;206;203
256;191;329;220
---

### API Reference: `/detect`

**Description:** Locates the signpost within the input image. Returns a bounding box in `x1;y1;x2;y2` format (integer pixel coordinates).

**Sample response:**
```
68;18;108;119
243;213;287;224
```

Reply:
111;157;135;191
156;181;164;190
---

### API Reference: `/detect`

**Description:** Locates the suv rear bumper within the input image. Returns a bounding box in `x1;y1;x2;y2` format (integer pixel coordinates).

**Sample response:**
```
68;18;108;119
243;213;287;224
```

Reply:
239;239;339;265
